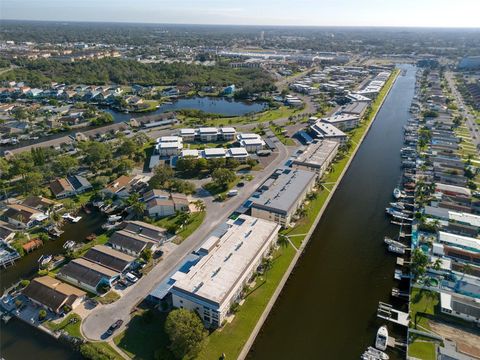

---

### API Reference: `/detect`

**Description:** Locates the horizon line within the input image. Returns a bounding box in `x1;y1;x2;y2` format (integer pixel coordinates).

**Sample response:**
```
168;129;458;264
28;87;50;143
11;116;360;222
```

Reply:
2;18;480;30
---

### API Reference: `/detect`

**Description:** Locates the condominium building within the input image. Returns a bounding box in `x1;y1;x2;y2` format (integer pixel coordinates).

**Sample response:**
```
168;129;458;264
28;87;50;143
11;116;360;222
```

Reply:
170;215;280;328
250;167;316;227
291;140;339;178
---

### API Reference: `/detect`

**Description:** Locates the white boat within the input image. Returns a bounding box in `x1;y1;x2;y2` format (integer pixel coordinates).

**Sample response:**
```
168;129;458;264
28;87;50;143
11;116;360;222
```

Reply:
361;346;389;360
389;202;405;210
63;240;75;250
38;254;52;266
388;244;406;255
393;188;404;199
108;215;122;222
375;326;388;351
62;213;82;223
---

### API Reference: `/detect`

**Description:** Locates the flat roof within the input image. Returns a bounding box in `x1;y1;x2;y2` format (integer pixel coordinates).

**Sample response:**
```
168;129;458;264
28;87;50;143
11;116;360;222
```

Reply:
171;215;279;306
438;231;480;252
292;140;339;168
311;121;347;137
321;114;359;124
251;167;316;215
204;148;226;156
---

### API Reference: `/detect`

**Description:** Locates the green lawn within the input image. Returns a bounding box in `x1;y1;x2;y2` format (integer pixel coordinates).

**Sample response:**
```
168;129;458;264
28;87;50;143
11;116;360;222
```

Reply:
155;211;206;244
408;340;436;360
80;342;124;360
202;106;300;127
114;309;174;360
96;290;120;305
410;287;439;331
203;177;240;199
44;313;82;338
269;125;296;146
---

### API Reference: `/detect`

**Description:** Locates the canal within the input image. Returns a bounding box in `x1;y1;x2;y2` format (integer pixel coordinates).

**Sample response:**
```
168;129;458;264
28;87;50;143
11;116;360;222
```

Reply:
0;210;105;360
247;64;417;360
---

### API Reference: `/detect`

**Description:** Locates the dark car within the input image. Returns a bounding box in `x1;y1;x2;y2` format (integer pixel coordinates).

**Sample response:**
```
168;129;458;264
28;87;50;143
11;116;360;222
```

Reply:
237;182;245;187
106;320;123;335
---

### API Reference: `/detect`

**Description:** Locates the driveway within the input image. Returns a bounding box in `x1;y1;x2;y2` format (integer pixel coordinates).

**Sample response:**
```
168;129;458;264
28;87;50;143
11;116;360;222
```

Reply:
81;141;292;340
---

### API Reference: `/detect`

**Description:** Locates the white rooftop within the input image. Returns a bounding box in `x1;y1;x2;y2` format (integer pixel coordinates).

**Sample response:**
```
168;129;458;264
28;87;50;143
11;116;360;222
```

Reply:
157;136;182;143
204;148;227;156
237;133;262;140
180;128;196;135
228;147;248;156
438;231;480;252
171;215;280;305
321;114;359;124
220;127;236;134
311;121;347;137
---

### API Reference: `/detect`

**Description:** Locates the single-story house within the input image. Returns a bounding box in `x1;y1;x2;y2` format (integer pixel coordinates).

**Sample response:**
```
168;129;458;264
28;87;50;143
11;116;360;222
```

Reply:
3;204;47;229
57;258;119;294
108;229;158;257
103;175;149;199
83;245;136;273
121;221;168;243
50;175;92;199
22;276;86;314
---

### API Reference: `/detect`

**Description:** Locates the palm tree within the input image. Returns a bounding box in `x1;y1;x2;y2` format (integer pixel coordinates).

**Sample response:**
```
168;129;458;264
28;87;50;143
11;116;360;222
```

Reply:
193;200;206;212
431;258;442;272
262;257;273;283
277;234;290;249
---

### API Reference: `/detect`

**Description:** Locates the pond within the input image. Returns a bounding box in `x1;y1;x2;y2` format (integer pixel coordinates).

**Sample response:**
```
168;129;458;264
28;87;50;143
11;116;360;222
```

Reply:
108;96;269;122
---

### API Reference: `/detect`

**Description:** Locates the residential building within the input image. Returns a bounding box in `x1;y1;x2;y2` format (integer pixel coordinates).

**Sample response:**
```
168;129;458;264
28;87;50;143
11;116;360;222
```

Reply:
320;114;360;131
310;121;348;144
22;276;86;314
49;175;92;199
250;167;316;227
57;258;119;294
143;189;189;218
291;140;339;178
440;292;480;324
108;229;158;257
83;245;136;273
103;174;149;199
155;136;183;157
3;204;47;229
170;215;280;328
237;133;266;153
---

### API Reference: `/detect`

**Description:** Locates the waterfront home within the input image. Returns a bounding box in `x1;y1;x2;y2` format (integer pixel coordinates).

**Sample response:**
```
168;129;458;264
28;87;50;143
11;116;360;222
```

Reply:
433;231;480;265
340;102;369;118
49;175;92;199
3;204;47;229
108;229;158;257
250;167;316;227
440;292;480;325
121;220;168;243
170;215;280;328
320;114;360;131
57;258;119;294
310;121;348;144
103;174;150;199
0;220;16;242
143;189;189;218
22;195;63;213
425;206;480;228
22;276;86;314
83;245;136;273
291;140;339;178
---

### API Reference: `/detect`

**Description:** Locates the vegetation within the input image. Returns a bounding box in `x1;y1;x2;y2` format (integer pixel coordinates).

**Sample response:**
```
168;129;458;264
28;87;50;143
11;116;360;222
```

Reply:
149;165;196;194
154;211;205;244
80;342;123;360
165;309;208;360
44;313;82;337
95;290;120;305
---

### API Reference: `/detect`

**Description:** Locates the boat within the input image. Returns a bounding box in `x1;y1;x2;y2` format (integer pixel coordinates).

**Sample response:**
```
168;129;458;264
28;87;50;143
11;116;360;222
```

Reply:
389;202;405;210
361;346;389;360
38;254;53;267
375;326;388;351
102;222;121;230
63;240;75;250
388;244;406;255
392;188;404;199
108;215;122;222
62;213;82;223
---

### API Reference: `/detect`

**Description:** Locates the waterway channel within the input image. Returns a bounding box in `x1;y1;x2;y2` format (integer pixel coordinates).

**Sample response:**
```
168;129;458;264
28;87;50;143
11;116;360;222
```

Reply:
0;210;105;360
247;64;417;360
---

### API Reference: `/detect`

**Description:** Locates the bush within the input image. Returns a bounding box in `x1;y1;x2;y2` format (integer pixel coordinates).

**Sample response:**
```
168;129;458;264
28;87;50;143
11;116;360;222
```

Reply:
20;279;30;288
80;343;117;360
38;269;48;276
38;309;47;320
165;309;207;359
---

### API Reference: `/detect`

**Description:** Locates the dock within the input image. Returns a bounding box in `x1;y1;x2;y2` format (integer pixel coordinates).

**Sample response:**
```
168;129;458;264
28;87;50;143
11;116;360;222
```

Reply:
394;268;412;280
377;302;409;327
391;288;409;299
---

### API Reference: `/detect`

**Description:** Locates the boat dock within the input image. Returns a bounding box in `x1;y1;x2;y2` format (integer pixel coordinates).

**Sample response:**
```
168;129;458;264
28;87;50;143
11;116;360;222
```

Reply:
391;288;409;299
377;302;409;327
394;268;412;280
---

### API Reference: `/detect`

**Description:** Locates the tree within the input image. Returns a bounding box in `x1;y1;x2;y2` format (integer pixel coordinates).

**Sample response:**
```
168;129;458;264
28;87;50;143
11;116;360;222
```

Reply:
165;309;207;359
192;200;205;212
411;248;429;280
38;309;47;320
53;155;78;177
149;165;174;189
140;248;152;262
277;234;290;249
126;193;145;219
211;168;236;189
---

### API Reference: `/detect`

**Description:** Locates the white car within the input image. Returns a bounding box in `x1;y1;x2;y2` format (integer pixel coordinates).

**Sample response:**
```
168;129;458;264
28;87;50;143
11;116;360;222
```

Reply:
227;189;238;197
125;272;138;283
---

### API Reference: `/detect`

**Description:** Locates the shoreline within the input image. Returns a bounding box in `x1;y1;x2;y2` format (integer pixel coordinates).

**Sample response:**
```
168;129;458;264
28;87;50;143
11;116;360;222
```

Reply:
237;68;401;360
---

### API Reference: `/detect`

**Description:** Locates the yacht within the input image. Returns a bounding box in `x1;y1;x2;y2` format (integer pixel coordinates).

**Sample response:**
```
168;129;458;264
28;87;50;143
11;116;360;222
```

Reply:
375;326;388;351
361;346;389;360
392;188;404;199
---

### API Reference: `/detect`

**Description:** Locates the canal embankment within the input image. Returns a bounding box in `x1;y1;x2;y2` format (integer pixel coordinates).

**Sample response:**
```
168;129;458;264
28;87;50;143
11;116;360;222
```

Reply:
197;68;401;360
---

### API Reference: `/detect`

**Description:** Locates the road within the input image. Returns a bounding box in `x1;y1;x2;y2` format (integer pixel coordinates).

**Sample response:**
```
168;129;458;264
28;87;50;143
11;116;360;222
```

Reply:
81;141;292;340
445;71;480;149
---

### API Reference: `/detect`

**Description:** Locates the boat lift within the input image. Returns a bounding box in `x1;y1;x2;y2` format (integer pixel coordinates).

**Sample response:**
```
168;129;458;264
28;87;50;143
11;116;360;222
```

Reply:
377;302;409;327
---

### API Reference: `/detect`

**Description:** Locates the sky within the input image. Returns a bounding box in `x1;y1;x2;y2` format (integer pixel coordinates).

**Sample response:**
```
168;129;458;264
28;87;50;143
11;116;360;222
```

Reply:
1;0;480;28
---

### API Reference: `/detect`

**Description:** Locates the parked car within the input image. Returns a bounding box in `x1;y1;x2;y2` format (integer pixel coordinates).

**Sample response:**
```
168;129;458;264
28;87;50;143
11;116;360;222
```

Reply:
227;189;238;197
106;319;123;335
237;182;245;187
125;272;139;283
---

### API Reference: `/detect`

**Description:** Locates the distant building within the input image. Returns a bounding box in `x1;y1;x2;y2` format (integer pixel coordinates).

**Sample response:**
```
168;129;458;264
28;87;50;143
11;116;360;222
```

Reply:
320;114;360;131
458;56;480;70
170;215;280;328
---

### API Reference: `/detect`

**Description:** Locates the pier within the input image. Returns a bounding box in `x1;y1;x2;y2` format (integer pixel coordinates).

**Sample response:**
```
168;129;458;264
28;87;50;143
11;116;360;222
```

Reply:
377;302;410;327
